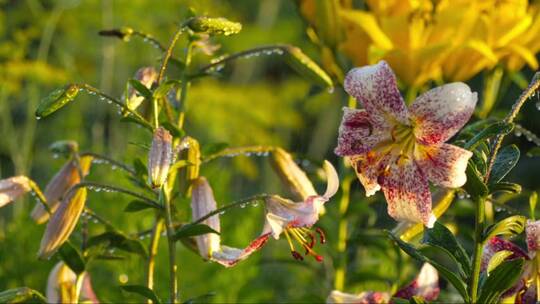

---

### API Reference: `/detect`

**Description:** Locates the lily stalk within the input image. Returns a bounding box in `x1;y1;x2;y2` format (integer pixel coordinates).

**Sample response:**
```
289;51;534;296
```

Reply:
334;176;352;291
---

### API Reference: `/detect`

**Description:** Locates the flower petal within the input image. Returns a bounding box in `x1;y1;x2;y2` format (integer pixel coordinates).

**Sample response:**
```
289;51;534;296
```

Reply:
416;143;473;188
410;82;477;145
380;157;435;227
322;160;339;199
334;108;390;156
481;237;529;272
0;176;31;208
343;61;409;128
209;234;271;268
326;290;390;304
525;220;540;257
394;263;440;301
349;152;393;197
263;195;324;238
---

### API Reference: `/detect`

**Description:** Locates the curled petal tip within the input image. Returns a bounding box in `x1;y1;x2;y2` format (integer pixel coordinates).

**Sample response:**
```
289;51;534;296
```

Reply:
322;160;339;199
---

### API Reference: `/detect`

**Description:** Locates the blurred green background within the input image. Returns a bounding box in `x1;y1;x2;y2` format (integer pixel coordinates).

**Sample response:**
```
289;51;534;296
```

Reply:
1;0;540;303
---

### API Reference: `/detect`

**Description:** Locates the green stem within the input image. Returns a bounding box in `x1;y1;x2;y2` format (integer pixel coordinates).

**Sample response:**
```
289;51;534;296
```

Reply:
160;188;178;302
146;217;164;304
469;195;486;303
202;146;276;163
158;28;184;85
177;42;193;129
79;152;136;175
334;176;352;290
191;194;269;226
72;181;161;209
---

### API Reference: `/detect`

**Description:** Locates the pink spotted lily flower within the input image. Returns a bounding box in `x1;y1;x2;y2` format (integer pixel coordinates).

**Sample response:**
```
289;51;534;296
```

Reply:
191;161;338;267
327;263;439;304
335;61;477;227
482;220;540;303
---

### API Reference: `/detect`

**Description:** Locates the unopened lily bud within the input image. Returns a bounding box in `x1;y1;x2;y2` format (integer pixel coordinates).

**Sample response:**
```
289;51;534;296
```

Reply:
148;127;173;189
126;67;158;111
270;148;317;201
31;156;93;224
178;137;200;195
38;188;87;259
186;16;242;36
46;262;99;303
191;177;221;259
49;140;79;157
0;176;31;208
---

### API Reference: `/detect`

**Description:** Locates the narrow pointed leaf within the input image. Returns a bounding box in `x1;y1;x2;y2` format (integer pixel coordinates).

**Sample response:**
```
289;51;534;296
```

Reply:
124;200;159;212
58;242;86;274
0;287;47;303
464;163;488;199
489;182;521;194
121;285;161;304
35;84;80;118
128;79;153;100
477;258;524;304
173;224;219;241
483;215;526;241
489;145;520;184
463;121;513;150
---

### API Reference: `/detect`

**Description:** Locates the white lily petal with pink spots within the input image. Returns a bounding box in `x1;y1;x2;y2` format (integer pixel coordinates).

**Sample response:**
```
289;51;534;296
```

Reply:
416;144;473;188
394;263;440;301
322;160;339;199
334;108;390;156
481;237;529;272
410;82;477;145
209;234;271;268
343;61;409;128
526;220;540;257
380;157;434;227
326;290;390;304
350;153;394;197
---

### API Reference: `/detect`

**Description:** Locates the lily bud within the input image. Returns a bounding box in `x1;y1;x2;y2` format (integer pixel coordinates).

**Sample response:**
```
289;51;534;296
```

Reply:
0;176;31;208
46;262;99;303
191;177;221;259
186;16;242;36
270;148;317;201
38;188;87;259
148;127;173;189
31;156;93;224
126;67;158;111
178;136;200;195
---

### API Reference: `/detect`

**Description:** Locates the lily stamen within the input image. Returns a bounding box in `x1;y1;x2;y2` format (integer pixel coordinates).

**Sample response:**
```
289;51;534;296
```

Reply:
284;229;303;261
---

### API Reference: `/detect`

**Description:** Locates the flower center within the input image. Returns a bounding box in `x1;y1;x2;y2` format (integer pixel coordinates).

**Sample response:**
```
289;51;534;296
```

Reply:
283;226;325;262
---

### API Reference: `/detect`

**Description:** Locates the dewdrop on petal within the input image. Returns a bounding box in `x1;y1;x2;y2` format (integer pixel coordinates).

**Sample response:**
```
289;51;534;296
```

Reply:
31;156;93;224
38;188;87;259
270;148;317;201
148;127;173;189
0;176;32;208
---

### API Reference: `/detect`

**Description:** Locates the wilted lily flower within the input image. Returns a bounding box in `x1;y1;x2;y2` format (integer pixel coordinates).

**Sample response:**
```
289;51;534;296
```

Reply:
327;263;439;304
148;127;173;189
336;61;476;227
482;220;540;303
0;176;31;208
191;161;338;267
38;188;87;258
46;262;99;303
31;156;92;224
126;67;157;111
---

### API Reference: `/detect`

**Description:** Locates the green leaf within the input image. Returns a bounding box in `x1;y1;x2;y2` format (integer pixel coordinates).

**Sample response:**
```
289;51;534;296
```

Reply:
173;224;219;241
477;258;524;304
124;200;159;212
0;287;47;303
132;158;148;177
463;163;488;199
387;232;469;301
283;45;333;89
463;121;514;150
201;142;229;157
153;80;181;99
121;285;161;304
35;84;80;118
483;215;526;241
128;79;153;100
169;160;192;173
119;116;153;131
422;221;471;278
489;145;520;184
58;242;85;274
486;250;513;274
489;182;521;194
186;16;242;36
87;231;148;257
182;292;216;304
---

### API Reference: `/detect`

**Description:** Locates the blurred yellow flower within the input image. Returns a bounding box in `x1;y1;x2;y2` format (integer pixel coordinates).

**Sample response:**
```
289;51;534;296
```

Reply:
299;0;540;88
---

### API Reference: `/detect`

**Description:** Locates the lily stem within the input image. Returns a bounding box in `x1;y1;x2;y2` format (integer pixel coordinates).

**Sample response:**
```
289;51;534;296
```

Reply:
177;41;193;129
146;217;165;304
334;176;352;290
161;188;178;303
469;195;486;303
